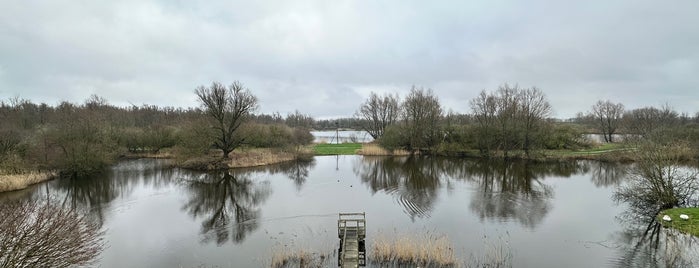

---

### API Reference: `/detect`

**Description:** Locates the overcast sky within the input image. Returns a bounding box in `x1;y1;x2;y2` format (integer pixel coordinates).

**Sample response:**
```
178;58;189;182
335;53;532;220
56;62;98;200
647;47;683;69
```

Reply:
1;0;697;118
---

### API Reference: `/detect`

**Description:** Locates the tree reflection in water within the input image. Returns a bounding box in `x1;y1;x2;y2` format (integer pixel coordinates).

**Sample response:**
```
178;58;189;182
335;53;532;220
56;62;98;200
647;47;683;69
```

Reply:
611;212;699;267
590;161;627;187
354;156;441;221
354;156;592;226
467;160;564;228
181;170;271;245
53;159;175;226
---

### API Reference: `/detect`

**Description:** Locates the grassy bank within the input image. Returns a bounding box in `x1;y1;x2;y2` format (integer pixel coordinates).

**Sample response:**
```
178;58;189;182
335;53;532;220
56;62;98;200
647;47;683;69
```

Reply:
0;171;58;192
657;208;699;236
313;143;362;155
312;142;637;161
178;147;310;171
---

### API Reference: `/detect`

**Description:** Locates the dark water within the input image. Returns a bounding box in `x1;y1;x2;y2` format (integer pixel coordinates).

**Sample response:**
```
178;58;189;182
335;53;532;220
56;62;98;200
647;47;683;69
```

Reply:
2;156;698;267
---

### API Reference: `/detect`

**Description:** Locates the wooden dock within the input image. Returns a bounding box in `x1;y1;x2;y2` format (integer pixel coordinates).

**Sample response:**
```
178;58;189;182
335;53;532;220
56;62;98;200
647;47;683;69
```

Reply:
338;212;366;267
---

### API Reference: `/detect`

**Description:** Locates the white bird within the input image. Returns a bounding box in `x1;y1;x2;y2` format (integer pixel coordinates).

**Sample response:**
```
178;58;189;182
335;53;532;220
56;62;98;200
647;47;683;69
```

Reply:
680;214;690;220
662;215;672;222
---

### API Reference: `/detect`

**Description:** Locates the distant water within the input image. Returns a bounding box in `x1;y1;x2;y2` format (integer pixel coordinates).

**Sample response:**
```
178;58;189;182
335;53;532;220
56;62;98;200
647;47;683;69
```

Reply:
311;130;373;143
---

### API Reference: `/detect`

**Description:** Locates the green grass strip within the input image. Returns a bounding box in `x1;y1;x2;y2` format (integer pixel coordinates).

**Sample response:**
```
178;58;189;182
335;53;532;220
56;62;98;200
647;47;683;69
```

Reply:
657;208;699;237
313;143;362;155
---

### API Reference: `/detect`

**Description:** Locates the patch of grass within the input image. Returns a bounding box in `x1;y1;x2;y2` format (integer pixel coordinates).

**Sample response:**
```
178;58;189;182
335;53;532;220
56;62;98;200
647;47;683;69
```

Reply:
313;143;362;155
371;232;457;267
548;143;634;157
657;208;699;236
0;171;58;192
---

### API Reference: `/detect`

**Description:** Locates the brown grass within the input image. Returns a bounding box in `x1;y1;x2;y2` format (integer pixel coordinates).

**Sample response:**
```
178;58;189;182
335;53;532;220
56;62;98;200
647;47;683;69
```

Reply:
228;148;299;168
371;232;457;267
357;144;411;156
270;247;329;268
177;147;308;171
0;170;58;192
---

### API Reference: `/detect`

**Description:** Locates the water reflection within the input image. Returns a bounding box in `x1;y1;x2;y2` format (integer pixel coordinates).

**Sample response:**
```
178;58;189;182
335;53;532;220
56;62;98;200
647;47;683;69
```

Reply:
180;170;271;245
467;160;562;228
53;159;175;225
611;215;699;267
354;156;598;227
354;156;441;221
590;161;627;187
249;158;315;191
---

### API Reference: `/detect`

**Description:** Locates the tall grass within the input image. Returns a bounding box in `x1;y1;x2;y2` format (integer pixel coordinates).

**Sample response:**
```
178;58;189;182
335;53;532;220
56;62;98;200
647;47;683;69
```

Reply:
371;231;512;268
269;247;330;268
357;144;411;156
371;232;457;267
465;234;512;268
0;171;57;192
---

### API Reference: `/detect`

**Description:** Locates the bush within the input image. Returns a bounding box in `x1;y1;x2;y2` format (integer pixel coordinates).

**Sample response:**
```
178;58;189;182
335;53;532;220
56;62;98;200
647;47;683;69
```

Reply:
0;199;105;268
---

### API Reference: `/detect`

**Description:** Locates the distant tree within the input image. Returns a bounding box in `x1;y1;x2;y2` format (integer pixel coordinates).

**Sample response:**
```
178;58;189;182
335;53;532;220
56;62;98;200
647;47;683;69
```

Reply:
0;200;104;268
356;92;400;139
195;81;258;158
494;84;520;157
517;87;552;156
285;110;314;129
623;104;678;139
402;86;442;151
470;90;498;155
590;100;624;143
49;101;117;176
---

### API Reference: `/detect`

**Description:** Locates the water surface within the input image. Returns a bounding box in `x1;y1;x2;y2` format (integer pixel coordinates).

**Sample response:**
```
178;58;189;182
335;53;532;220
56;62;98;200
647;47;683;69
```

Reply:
2;156;697;267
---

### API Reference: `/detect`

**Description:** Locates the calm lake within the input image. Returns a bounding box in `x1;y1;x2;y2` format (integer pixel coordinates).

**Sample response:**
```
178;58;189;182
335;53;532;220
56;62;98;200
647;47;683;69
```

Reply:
2;156;698;267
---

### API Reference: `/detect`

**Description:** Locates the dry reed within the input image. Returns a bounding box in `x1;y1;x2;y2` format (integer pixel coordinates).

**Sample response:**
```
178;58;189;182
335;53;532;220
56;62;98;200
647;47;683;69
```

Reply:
357;144;411;156
270;247;329;268
0;170;58;192
228;148;298;168
371;232;456;267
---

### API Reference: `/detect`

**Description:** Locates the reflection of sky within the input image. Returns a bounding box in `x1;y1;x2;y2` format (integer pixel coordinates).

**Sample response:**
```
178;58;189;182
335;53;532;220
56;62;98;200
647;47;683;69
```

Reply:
0;156;650;267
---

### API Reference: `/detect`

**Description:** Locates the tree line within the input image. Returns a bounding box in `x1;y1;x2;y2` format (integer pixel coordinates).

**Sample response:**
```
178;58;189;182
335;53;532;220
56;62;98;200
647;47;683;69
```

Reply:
356;84;699;158
0;82;315;176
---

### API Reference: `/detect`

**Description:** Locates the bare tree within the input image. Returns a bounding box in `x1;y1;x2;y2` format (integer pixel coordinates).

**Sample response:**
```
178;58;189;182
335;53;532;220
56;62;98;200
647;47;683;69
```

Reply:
0;200;104;268
195;81;258;158
623;104;678;139
590;100;624;143
614;142;699;216
517;87;552;156
494;84;520;157
402;86;442;151
356;92;400;139
470;90;498;155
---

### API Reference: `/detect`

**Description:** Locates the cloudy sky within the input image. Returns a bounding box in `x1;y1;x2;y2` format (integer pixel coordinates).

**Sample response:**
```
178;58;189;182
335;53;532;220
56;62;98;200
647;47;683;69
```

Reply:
1;0;697;118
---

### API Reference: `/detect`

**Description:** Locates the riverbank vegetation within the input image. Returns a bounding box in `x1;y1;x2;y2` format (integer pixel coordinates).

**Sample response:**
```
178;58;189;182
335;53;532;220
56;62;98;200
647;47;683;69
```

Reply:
4;81;699;191
657;208;699;236
353;84;699;162
0;82;315;190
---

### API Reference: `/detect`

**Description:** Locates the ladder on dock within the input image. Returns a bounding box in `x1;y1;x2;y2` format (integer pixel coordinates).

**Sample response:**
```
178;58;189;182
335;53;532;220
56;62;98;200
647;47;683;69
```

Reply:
338;212;366;267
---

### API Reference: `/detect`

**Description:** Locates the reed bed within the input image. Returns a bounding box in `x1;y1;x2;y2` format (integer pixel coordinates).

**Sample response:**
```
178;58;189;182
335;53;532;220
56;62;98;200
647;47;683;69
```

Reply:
0;170;58;192
371;232;457;267
270;247;330;268
357;144;411;156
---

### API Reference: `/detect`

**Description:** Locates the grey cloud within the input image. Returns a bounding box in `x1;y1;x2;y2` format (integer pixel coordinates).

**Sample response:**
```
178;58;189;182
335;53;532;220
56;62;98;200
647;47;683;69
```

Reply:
1;0;698;118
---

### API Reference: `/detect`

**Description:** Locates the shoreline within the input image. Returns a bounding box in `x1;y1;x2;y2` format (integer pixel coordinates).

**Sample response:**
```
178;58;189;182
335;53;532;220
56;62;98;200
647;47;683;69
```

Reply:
0;171;59;193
